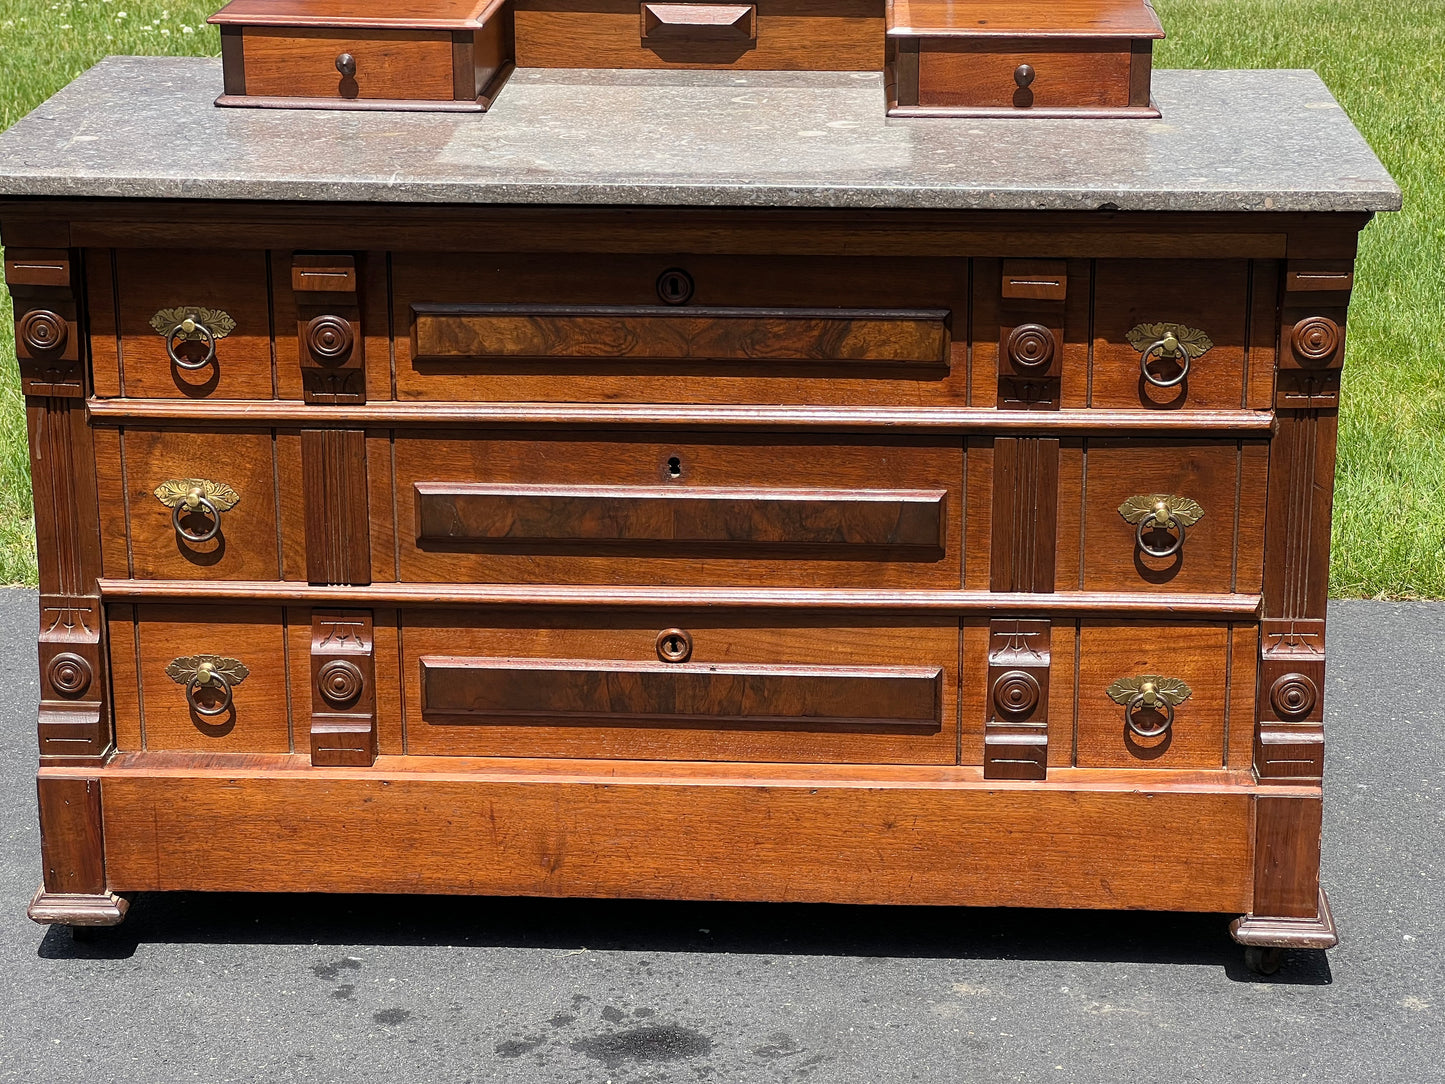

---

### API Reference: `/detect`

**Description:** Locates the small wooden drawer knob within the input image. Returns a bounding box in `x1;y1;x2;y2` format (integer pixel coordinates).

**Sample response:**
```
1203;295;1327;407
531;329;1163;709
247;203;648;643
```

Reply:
305;314;355;364
1014;64;1036;89
1269;673;1318;719
336;53;357;78
18;309;67;354
1291;316;1341;363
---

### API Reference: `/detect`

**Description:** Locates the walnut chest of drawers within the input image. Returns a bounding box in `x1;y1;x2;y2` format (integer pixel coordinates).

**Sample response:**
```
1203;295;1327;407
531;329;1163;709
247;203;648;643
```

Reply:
0;59;1398;965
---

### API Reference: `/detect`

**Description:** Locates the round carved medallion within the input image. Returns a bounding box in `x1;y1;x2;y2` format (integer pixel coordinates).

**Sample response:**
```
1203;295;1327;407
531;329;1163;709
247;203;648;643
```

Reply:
1290;316;1341;364
993;670;1041;716
1269;672;1318;719
18;309;68;355
48;652;93;699
305;315;355;364
318;659;365;708
1006;323;1055;372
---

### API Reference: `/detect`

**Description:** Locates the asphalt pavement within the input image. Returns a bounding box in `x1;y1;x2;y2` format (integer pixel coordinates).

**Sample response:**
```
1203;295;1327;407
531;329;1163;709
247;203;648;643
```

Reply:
0;589;1439;1083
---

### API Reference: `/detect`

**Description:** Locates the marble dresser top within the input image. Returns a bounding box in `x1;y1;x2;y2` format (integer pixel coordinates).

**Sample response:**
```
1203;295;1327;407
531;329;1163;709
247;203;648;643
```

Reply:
0;57;1400;214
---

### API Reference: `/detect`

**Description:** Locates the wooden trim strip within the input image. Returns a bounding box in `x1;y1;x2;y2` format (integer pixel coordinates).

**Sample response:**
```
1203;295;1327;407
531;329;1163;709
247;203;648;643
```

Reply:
216;94;487;112
420;656;943;730
96;579;1263;615
888;104;1161;119
86;400;1277;434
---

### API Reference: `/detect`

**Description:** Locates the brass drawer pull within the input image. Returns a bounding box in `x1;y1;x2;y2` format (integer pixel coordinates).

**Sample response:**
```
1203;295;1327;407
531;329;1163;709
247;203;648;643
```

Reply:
154;478;241;544
1107;675;1192;738
167;654;250;717
1127;322;1213;389
150;307;235;371
1117;493;1203;558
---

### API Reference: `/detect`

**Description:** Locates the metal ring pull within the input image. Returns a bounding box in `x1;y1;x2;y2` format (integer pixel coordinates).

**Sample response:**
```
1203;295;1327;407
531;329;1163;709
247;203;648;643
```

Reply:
1139;333;1190;388
1118;494;1203;558
168;655;250;718
172;487;222;543
1106;675;1193;739
166;315;218;371
1126;322;1213;390
187;663;234;717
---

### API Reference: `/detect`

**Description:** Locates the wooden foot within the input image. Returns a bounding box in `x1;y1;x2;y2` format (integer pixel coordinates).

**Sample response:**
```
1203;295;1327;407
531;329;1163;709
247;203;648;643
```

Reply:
1230;886;1337;949
28;886;129;927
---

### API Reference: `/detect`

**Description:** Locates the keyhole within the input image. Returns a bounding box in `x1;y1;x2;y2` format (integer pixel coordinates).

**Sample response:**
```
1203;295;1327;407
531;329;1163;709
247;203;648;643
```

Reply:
657;268;695;306
666;456;682;478
656;628;693;662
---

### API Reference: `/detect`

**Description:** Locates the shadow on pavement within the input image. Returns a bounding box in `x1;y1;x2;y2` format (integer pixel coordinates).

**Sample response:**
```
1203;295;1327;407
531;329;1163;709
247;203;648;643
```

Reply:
33;891;1332;985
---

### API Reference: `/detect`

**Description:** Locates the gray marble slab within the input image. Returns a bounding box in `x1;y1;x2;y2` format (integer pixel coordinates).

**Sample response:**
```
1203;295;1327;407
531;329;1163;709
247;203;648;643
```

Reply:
0;57;1399;213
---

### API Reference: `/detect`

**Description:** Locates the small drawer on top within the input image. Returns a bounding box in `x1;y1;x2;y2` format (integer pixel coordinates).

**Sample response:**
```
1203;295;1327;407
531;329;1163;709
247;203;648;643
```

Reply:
1091;259;1257;410
392;253;968;406
1055;438;1269;594
910;39;1139;112
92;426;301;583
403;610;959;764
108;603;290;753
388;430;963;588
89;249;274;400
235;28;459;102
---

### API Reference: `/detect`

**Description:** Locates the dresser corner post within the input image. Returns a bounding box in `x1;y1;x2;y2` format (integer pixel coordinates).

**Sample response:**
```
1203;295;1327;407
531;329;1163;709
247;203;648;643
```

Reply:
7;244;114;767
29;775;129;928
1238;257;1352;947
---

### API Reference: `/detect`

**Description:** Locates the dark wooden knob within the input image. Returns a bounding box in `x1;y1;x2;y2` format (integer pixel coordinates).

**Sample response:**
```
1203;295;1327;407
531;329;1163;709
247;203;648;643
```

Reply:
318;659;365;708
336;53;357;78
305;314;354;364
1006;323;1055;371
47;652;93;699
18;308;67;354
1014;64;1036;89
1290;316;1341;363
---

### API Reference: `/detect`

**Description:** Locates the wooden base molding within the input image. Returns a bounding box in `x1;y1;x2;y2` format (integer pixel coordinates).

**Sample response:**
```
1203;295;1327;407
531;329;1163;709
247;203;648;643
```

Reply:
28;887;129;927
1230;887;1338;949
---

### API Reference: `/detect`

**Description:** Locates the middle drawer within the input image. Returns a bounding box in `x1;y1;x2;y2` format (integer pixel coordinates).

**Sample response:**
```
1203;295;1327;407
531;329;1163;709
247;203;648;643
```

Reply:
390;430;964;588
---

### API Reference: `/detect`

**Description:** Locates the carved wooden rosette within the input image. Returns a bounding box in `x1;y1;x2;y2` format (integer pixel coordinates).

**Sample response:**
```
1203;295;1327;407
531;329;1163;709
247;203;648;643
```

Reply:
8;249;112;764
996;259;1066;410
293;253;366;403
310;610;377;766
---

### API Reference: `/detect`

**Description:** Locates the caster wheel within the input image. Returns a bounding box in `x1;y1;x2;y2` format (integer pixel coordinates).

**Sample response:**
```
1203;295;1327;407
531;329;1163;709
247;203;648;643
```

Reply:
1244;946;1283;975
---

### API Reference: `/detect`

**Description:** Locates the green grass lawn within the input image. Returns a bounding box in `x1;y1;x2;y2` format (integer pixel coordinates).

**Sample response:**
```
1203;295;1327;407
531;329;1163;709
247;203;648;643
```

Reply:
0;0;1440;593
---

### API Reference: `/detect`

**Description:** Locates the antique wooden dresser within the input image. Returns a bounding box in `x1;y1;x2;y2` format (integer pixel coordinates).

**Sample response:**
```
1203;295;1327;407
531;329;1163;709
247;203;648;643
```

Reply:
0;58;1397;970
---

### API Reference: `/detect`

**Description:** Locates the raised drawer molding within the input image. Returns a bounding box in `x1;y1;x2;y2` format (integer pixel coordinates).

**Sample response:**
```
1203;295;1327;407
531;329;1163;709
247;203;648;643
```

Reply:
0;56;1397;966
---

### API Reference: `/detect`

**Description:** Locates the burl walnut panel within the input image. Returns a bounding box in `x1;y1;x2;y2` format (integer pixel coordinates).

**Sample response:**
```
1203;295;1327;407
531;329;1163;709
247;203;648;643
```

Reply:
386;430;964;588
401;610;961;764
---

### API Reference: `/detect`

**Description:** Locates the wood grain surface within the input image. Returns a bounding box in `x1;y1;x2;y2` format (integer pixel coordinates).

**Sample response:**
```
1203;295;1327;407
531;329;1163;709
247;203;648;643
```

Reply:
241;27;456;101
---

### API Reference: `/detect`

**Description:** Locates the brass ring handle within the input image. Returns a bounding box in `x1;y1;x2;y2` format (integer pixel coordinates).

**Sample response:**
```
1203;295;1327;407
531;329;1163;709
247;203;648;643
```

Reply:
166;316;217;371
186;663;234;717
1125;689;1174;737
1107;675;1192;739
1136;504;1186;557
172;488;222;543
1118;494;1203;558
1139;334;1190;388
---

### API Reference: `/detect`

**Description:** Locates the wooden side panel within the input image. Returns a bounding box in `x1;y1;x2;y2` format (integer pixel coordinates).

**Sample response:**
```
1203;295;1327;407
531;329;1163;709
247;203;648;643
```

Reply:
113;249;273;400
1246;258;1280;409
1076;621;1232;769
241;27;456;100
918;39;1133;110
1253;795;1323;918
1091;260;1250;410
117;428;281;582
92;425;129;579
361;252;393;402
366;430;398;582
513;0;883;71
964;438;993;591
99;771;1255;912
132;605;290;753
38;776;105;894
107;603;143;752
85;248;121;397
402;611;960;764
391;432;963;588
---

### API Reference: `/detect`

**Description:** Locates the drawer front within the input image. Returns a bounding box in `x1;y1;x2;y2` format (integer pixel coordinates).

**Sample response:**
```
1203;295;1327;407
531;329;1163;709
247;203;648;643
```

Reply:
1073;620;1256;769
404;610;960;763
1055;438;1268;594
917;39;1133;110
514;0;883;70
93;427;291;583
1092;260;1251;409
393;253;967;406
389;431;964;587
241;27;456;101
102;250;273;400
109;604;291;753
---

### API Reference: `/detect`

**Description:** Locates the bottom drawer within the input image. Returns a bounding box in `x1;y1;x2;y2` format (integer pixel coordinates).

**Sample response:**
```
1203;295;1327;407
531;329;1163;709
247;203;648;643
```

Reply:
403;611;960;764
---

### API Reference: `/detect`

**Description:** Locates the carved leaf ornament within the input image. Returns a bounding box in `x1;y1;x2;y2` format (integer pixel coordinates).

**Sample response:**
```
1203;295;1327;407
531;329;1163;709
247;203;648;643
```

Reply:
153;478;241;512
165;654;251;687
